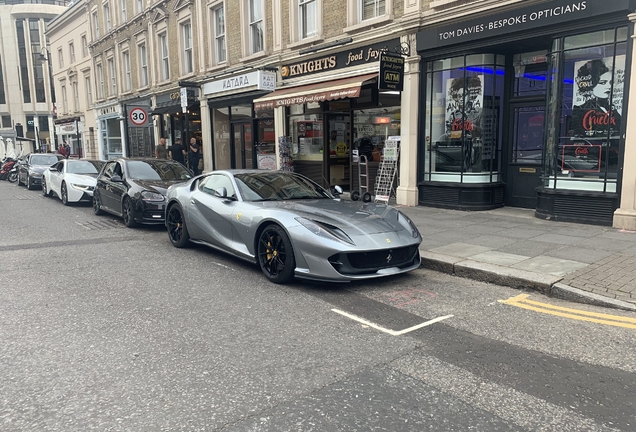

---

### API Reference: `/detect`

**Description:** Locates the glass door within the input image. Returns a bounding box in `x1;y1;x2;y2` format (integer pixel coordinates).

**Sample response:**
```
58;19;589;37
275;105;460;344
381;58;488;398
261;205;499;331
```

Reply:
326;113;351;189
505;104;545;208
231;122;254;169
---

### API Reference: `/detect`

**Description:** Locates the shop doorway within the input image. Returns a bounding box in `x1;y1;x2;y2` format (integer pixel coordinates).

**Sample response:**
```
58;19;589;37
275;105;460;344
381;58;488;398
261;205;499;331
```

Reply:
505;104;545;208
326;113;351;190
231;122;254;169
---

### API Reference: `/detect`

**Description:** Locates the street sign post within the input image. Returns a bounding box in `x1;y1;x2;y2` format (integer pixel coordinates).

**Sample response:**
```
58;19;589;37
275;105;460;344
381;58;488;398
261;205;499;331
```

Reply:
128;107;148;127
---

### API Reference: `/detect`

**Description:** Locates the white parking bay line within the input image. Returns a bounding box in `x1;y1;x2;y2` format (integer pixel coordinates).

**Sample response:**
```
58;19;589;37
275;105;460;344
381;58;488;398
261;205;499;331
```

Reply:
331;309;453;336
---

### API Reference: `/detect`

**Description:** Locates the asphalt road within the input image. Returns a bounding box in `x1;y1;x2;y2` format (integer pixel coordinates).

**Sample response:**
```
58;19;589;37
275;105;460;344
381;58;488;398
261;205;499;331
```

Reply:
0;180;635;431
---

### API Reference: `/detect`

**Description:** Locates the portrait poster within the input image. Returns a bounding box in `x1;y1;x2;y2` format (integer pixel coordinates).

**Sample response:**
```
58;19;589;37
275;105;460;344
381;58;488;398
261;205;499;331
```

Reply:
571;55;625;138
445;75;484;139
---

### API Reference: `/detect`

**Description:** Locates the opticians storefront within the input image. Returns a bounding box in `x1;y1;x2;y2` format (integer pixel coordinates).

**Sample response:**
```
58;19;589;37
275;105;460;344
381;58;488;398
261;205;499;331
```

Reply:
253;38;405;191
416;0;635;225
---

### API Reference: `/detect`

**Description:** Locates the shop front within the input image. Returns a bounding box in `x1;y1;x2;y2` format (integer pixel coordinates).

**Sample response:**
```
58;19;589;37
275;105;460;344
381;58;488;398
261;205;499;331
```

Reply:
253;39;404;190
416;0;634;225
152;89;201;152
202;70;276;170
54;117;83;157
96;102;124;160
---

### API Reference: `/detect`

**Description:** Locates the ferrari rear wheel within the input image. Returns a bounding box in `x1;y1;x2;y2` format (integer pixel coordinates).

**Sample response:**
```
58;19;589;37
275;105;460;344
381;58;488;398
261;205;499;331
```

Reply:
167;204;190;248
258;224;295;284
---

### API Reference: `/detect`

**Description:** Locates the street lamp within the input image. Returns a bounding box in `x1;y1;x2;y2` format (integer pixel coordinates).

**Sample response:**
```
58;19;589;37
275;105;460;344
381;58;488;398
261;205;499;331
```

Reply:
36;47;57;150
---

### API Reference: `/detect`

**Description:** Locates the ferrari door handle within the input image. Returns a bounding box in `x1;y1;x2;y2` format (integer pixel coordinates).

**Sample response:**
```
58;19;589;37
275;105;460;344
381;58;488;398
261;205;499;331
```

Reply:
190;199;195;204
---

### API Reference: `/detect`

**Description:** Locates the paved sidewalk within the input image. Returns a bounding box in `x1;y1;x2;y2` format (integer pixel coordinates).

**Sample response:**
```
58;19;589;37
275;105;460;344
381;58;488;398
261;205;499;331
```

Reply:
394;204;636;311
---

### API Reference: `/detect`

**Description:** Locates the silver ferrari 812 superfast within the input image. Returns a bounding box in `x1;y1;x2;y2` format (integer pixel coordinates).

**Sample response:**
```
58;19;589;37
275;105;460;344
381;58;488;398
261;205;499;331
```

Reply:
165;170;422;283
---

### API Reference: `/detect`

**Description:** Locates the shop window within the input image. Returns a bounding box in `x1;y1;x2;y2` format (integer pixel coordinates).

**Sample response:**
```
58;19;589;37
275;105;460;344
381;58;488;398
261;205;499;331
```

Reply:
513;51;548;97
231;105;252;120
289;110;323;162
543;27;627;194
352;106;400;162
423;54;504;183
256;108;275;169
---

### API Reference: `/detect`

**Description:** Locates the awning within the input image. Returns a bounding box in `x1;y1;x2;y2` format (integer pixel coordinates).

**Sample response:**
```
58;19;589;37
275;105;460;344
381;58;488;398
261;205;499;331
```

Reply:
253;73;378;110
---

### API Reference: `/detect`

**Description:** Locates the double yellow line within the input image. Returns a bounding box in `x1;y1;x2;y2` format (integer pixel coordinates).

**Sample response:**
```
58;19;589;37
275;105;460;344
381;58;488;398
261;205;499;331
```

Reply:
499;294;636;329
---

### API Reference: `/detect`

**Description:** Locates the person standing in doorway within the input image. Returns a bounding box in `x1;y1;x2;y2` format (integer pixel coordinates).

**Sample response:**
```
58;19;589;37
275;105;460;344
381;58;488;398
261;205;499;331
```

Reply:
155;137;168;159
63;141;71;159
189;137;202;176
169;138;186;166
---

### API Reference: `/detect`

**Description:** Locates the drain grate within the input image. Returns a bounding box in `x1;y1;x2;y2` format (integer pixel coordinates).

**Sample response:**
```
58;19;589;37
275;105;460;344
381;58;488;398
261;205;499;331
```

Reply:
14;194;44;200
75;219;124;230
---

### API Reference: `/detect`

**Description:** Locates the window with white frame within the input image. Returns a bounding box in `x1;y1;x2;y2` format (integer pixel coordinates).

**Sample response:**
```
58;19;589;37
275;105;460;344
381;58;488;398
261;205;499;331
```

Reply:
182;21;193;74
107;58;116;95
96;63;104;99
61;85;68;113
69;43;75;63
85;75;92;106
136;0;143;14
122;50;131;91
104;2;111;32
92;12;99;39
159;33;169;80
121;0;127;22
248;0;263;54
138;43;148;86
213;5;226;64
299;0;317;39
72;82;79;111
58;48;63;68
360;0;385;21
81;35;88;57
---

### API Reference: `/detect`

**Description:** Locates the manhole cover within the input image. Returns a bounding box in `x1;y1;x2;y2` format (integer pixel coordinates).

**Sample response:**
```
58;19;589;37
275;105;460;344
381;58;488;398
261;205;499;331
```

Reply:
75;219;124;230
14;194;44;200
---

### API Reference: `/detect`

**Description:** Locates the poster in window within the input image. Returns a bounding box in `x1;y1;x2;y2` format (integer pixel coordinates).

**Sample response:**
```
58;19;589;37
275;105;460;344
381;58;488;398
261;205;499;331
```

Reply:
571;55;625;138
445;75;484;140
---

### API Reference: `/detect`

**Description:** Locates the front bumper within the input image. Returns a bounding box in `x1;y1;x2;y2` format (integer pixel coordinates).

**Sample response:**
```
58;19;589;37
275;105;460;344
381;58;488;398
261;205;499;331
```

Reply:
288;225;422;282
68;184;95;203
132;199;166;224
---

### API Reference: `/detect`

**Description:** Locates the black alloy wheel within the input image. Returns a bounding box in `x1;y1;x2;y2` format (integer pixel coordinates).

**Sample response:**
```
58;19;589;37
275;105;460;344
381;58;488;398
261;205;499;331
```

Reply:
26;175;32;190
42;178;50;197
122;197;138;228
166;205;190;248
61;182;69;206
92;190;104;215
8;171;17;183
257;224;295;284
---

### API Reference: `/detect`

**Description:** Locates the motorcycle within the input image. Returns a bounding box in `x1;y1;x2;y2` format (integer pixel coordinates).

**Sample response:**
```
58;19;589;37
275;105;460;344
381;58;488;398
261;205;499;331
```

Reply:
0;157;16;181
7;164;18;183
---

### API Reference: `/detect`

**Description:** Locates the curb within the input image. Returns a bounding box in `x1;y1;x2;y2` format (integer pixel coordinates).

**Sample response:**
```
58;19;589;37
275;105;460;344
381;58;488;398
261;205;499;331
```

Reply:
420;250;636;312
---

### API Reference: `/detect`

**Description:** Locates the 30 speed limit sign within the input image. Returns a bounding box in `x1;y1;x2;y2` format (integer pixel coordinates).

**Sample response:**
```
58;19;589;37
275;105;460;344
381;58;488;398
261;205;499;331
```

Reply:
128;107;148;127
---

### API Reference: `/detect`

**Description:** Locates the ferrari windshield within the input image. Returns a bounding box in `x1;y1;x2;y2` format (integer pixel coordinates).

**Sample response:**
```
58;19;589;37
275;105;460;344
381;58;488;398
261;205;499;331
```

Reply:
235;172;332;201
31;155;60;166
67;160;105;174
126;160;192;181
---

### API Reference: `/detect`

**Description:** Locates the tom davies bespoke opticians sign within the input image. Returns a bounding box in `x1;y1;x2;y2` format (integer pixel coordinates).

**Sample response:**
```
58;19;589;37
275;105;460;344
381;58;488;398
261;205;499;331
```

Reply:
417;0;631;51
281;38;401;80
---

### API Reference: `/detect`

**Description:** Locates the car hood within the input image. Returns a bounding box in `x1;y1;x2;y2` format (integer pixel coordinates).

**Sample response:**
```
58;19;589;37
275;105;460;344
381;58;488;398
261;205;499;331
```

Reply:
65;173;98;185
29;165;49;174
136;179;185;196
265;199;409;235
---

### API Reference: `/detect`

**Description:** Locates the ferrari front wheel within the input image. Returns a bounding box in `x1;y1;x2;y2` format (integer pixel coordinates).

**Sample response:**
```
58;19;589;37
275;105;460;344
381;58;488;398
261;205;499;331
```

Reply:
166;204;190;248
258;224;295;284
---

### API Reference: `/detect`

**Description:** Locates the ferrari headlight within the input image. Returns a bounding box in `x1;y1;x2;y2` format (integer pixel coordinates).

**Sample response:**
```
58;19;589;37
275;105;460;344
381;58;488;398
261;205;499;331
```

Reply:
70;183;94;191
398;212;420;238
296;217;355;245
141;191;165;201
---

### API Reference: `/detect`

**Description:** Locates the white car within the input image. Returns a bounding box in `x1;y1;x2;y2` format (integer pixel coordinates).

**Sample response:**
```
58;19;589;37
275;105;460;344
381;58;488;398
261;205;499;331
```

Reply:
42;159;106;205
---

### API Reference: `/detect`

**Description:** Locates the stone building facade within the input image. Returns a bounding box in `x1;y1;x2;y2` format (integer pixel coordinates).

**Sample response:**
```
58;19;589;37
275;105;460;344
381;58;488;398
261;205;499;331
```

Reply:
0;0;69;157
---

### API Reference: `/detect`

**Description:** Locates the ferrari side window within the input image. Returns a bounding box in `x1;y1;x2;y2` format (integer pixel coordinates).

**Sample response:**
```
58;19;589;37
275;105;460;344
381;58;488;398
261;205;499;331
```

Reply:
202;174;236;198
